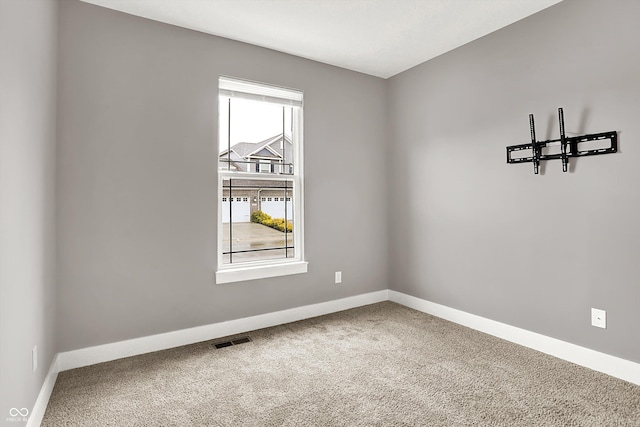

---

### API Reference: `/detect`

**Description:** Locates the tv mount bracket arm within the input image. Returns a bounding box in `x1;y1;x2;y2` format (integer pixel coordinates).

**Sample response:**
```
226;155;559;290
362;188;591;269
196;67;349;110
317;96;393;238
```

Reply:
506;108;617;175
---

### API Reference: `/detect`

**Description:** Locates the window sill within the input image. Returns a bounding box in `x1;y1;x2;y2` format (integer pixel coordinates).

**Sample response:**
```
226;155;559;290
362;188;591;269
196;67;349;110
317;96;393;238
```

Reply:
216;261;308;284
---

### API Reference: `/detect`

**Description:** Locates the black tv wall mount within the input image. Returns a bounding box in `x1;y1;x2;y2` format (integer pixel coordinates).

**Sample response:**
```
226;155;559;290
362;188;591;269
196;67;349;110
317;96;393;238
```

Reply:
506;108;617;174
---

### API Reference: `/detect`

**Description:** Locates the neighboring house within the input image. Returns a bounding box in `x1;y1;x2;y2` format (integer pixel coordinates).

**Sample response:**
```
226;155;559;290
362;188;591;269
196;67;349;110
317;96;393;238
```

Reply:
219;134;294;223
219;133;293;174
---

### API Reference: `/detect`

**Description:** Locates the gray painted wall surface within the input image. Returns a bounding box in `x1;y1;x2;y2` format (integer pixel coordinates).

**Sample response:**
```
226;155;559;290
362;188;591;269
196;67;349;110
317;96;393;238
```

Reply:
388;0;640;363
56;1;388;351
0;0;58;421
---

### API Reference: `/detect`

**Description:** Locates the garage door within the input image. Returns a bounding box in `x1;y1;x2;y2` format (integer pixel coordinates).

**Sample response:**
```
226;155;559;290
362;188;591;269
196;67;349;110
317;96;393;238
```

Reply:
222;197;250;223
261;197;293;220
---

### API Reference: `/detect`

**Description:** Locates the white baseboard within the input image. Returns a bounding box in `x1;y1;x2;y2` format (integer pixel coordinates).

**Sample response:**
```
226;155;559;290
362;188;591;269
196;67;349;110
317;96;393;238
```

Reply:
31;288;639;426
57;289;389;372
388;290;640;386
26;354;59;427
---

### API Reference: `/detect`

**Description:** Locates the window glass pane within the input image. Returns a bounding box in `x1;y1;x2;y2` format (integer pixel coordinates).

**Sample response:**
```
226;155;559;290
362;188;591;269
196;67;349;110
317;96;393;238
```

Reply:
222;178;294;265
259;161;271;173
219;97;295;175
218;77;303;279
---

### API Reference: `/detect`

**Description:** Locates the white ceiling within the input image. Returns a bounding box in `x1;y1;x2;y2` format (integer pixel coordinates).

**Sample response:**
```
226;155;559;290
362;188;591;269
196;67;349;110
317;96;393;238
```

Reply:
79;0;563;79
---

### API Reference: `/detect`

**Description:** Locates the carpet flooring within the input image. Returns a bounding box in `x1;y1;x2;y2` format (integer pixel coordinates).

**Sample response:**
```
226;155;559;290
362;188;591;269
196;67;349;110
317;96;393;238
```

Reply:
42;302;640;426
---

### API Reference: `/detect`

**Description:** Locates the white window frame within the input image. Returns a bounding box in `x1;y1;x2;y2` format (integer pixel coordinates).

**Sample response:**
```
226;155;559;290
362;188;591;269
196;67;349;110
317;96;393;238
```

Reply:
259;160;271;173
216;76;307;284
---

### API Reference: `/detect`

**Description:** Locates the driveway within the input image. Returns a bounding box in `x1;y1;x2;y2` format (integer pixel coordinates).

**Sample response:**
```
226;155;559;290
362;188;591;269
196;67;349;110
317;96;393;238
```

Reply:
222;222;293;258
222;222;295;263
223;222;292;242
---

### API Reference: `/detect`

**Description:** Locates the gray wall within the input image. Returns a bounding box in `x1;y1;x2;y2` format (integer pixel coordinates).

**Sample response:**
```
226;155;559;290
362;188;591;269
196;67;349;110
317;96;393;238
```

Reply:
56;0;388;352
388;0;640;363
0;0;58;422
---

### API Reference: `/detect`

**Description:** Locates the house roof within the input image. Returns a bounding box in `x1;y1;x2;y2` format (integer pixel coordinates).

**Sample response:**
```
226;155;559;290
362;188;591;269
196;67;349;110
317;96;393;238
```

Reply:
220;134;292;161
218;150;246;171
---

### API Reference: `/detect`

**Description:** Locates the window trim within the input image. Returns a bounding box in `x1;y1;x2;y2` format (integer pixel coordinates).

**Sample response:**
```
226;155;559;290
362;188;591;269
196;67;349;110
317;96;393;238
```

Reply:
216;260;308;284
216;77;306;284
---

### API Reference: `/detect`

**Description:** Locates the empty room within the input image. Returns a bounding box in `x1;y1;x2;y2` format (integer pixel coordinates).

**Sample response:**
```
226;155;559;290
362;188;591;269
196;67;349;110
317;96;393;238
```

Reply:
1;0;640;425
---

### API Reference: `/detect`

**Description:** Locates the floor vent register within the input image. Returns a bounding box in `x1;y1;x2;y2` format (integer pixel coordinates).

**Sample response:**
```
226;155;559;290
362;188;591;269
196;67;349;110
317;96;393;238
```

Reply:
213;336;252;349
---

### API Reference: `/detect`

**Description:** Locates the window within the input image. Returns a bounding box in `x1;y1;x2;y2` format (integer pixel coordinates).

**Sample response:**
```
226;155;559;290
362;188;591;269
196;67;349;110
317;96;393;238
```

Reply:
259;161;271;173
217;76;307;284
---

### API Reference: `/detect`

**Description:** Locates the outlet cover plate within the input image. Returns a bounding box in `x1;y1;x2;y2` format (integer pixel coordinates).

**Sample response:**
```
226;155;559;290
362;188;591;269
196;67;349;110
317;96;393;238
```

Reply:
591;308;606;329
335;271;342;284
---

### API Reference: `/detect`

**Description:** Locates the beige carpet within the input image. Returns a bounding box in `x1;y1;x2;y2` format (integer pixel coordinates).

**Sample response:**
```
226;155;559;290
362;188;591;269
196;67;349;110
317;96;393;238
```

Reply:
42;302;640;426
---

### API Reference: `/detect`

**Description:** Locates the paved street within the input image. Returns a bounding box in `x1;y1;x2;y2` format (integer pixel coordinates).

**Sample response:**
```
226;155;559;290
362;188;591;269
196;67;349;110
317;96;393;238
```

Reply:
222;222;295;263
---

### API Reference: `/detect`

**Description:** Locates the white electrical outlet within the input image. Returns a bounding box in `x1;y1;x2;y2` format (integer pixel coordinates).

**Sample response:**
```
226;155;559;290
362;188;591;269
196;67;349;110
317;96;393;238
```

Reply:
335;271;342;284
591;308;606;329
32;345;38;373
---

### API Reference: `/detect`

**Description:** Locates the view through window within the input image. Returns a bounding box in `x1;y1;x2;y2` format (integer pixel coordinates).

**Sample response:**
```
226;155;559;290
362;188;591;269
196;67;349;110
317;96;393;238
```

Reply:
218;77;303;271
